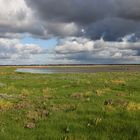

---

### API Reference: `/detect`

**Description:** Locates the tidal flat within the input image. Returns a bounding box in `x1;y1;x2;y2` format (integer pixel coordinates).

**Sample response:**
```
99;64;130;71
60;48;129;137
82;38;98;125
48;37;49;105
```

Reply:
0;66;140;140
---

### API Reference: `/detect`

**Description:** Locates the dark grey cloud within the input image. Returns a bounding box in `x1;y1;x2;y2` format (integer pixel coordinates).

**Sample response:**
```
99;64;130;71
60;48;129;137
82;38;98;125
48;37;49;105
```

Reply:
25;0;140;40
85;18;140;41
26;0;115;24
1;0;140;40
26;0;140;23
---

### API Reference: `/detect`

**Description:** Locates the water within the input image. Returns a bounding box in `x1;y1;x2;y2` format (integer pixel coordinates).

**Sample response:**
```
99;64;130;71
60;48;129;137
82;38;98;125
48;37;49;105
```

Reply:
16;68;55;74
16;65;140;74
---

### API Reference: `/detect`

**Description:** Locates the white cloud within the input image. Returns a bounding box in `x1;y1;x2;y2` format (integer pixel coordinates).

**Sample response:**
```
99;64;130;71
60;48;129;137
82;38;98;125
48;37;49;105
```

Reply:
0;0;34;27
0;0;46;39
0;38;44;60
55;37;93;53
54;36;140;63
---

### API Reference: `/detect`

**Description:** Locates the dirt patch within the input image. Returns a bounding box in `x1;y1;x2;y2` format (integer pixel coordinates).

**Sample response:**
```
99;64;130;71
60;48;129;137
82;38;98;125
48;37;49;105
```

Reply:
14;100;32;109
25;122;36;129
71;93;82;99
104;99;128;108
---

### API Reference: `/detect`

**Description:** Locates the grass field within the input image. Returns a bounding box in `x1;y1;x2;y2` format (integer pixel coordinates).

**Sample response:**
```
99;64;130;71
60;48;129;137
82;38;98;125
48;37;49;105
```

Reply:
0;67;140;140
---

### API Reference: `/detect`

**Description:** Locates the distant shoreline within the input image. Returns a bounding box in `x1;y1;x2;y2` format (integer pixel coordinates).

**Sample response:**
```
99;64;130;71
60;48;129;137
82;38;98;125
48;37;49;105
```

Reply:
0;64;140;67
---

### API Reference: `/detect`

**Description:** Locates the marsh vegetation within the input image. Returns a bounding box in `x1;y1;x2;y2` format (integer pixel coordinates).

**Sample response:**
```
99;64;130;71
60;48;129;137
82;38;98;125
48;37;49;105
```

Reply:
0;66;140;140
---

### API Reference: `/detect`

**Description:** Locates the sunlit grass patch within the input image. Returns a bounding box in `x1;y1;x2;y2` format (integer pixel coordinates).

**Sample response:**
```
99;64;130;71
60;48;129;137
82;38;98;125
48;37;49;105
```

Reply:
50;103;77;113
104;99;129;111
83;91;93;98
69;80;81;87
60;104;77;112
42;88;54;99
126;102;140;111
104;99;140;112
95;117;102;126
0;83;6;88
96;88;111;96
104;105;116;112
3;85;18;94
0;99;13;111
20;88;30;99
0;72;8;75
111;79;126;85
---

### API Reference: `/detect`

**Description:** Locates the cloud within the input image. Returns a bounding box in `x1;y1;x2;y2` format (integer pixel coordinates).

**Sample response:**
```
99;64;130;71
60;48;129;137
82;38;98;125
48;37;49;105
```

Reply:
0;0;47;39
44;22;79;38
0;0;48;65
0;0;140;64
0;38;45;60
26;0;140;22
25;0;140;40
1;0;140;40
54;36;140;64
85;17;140;41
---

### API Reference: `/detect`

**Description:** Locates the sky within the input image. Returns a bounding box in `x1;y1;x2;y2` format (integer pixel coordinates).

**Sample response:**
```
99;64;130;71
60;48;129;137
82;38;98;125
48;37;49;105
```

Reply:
0;0;140;65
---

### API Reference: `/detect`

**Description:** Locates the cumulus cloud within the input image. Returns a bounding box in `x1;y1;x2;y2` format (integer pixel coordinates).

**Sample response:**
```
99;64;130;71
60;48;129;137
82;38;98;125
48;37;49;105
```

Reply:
0;0;46;38
54;36;140;64
43;22;79;38
0;0;48;65
0;38;45;60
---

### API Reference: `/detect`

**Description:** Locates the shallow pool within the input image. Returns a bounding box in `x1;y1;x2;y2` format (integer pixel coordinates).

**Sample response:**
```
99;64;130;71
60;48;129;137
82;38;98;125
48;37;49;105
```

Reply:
16;65;140;74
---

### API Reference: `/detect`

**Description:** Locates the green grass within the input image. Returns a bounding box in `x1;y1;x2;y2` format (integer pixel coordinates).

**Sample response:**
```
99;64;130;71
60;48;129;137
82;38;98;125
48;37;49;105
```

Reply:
0;67;140;140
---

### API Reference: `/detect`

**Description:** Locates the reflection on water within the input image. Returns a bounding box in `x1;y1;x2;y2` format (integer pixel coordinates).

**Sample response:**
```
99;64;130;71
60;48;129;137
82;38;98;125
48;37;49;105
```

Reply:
16;68;55;74
16;66;140;74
